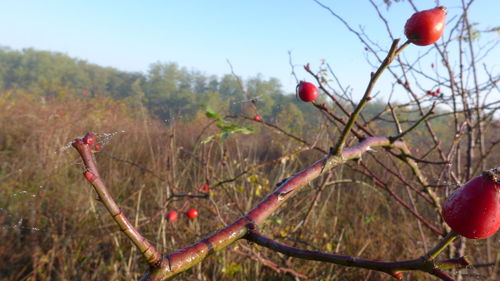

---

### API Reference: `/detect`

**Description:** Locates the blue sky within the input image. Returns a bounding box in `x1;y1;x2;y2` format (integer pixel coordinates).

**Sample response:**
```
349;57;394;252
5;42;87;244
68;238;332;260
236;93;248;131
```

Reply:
1;0;498;98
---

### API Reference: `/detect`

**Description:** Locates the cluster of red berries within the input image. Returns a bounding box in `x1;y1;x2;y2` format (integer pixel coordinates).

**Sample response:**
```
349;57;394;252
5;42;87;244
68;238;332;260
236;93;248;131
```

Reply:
166;207;199;223
166;183;209;223
427;88;441;97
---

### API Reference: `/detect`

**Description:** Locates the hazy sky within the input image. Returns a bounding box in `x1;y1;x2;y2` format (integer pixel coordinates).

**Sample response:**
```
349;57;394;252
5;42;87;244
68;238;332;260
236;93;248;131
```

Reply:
1;0;498;98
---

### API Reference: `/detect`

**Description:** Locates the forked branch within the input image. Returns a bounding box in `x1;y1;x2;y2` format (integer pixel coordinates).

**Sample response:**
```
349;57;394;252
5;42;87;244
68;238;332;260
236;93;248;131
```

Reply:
72;134;163;268
72;134;466;281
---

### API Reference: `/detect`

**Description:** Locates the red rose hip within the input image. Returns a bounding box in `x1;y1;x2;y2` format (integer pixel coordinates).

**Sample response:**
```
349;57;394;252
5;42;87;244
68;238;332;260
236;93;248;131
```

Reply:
253;115;262;122
166;211;178;223
186;208;199;220
442;168;500;239
296;81;318;102
404;6;447;46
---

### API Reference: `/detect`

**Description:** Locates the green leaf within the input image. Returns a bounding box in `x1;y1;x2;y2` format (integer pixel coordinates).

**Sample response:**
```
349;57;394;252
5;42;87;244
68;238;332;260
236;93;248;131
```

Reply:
201;105;223;121
233;126;254;134
200;105;255;144
220;123;239;132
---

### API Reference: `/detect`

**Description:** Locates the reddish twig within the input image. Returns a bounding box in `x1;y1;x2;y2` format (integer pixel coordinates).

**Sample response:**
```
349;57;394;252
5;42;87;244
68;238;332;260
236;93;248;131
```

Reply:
72;134;163;268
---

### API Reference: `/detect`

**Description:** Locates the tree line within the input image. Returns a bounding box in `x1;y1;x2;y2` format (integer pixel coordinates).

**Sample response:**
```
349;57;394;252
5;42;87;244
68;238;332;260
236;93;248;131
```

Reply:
1;46;454;138
1;47;325;128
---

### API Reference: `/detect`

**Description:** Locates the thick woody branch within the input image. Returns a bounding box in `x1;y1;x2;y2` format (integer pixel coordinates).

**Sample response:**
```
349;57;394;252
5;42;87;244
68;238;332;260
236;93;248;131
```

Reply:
138;136;425;280
72;134;163;268
244;230;465;281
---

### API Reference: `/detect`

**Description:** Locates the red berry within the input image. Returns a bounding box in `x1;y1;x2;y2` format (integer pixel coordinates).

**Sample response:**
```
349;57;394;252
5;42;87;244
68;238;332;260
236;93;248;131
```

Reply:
404;6;447;46
199;183;210;193
427;90;433;96
253;115;262;122
186;208;199;220
296;81;319;102
431;63;435;68
83;133;96;146
436;88;441;94
94;145;101;151
393;272;403;280
442;169;499;239
166;211;178;223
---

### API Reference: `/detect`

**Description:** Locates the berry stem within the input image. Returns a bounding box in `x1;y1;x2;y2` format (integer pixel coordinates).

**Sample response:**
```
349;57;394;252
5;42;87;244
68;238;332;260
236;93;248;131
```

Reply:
424;230;459;261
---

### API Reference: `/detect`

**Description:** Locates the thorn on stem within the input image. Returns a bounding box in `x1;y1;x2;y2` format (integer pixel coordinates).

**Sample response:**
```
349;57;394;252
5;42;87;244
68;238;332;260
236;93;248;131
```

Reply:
84;171;95;182
278;190;292;201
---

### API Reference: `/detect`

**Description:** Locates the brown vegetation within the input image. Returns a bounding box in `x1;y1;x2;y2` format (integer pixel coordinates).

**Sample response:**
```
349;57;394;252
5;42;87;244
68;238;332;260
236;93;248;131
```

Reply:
0;91;498;280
